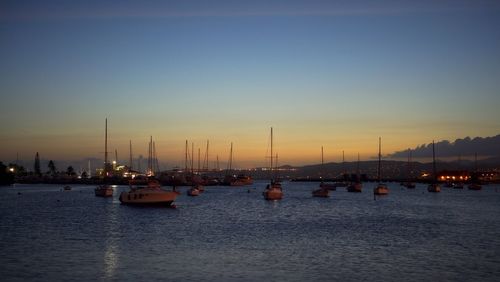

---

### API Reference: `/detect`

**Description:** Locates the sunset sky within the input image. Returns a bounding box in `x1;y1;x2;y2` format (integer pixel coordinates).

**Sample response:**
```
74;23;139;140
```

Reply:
1;0;499;168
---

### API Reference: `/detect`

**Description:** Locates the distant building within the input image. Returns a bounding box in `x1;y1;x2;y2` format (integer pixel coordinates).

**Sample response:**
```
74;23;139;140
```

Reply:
437;170;470;182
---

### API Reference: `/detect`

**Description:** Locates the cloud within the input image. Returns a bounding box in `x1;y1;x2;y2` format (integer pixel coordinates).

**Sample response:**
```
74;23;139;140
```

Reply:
389;134;500;159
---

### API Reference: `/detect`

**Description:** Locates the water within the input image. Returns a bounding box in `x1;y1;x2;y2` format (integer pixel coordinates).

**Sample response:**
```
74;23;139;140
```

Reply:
1;182;500;281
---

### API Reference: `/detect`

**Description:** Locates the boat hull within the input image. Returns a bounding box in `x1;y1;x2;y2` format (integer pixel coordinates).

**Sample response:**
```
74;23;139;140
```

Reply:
468;183;482;190
95;186;113;197
312;188;329;197
263;183;283;200
119;190;177;206
187;188;200;196
347;182;362;193
374;184;389;195
427;184;441;192
404;182;416;189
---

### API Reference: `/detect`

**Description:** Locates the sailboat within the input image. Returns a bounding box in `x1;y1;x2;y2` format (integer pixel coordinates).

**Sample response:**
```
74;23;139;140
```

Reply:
95;118;113;197
468;153;482;190
312;146;330;197
373;137;389;195
427;140;441;193
347;153;362;192
404;149;416;189
119;178;178;206
223;143;253;186
334;151;349;188
263;127;283;200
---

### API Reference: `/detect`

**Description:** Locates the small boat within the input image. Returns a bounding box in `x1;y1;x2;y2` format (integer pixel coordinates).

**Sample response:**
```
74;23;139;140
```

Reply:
312;146;331;197
427;140;441;193
404;182;416;189
312;182;330;197
63;185;71;191
263;127;283;201
374;183;389;195
95;185;113;197
119;179;178;206
223;143;254;186
264;181;283;200
312;186;329;197
347;182;363;193
428;183;441;192
468;183;482;190
453;182;464;189
348;153;363;193
187;186;201;196
96;118;113;198
373;137;389;195
230;174;254;186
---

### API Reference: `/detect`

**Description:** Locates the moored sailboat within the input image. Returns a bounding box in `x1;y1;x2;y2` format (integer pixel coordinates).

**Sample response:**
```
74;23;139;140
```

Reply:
312;146;330;197
404;149;416;189
119;179;178;206
468;153;482;190
427;141;441;193
347;153;362;192
374;137;389;195
95;118;113;197
263;127;283;200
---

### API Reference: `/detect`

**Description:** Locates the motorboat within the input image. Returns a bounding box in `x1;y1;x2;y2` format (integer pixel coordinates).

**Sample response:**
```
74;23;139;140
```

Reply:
95;185;113;197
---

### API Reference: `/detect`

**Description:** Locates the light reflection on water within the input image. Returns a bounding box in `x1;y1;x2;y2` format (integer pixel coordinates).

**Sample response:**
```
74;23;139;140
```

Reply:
0;182;500;281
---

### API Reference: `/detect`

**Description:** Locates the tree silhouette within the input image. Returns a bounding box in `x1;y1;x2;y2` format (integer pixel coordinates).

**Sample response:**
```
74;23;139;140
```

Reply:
66;166;75;176
0;162;15;185
34;152;41;177
48;160;57;176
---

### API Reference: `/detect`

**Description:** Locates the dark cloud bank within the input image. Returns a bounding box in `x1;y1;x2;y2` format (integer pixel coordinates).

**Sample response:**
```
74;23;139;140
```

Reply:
389;134;500;159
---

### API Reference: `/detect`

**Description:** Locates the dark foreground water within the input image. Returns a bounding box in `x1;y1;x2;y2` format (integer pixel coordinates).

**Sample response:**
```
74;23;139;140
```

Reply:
1;182;499;281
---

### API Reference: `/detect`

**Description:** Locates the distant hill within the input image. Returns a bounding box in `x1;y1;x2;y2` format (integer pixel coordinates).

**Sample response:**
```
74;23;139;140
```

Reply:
389;134;500;159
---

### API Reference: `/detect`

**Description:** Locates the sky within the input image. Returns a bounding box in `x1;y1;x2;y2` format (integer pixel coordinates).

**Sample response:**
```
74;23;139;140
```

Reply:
1;0;499;168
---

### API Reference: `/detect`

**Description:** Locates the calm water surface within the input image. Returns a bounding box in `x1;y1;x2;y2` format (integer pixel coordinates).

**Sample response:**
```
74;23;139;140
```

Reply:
1;182;500;281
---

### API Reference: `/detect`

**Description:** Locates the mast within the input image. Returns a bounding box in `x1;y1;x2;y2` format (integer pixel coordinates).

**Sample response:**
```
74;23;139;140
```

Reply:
204;140;209;172
185;140;188;172
357;153;360;181
153;141;158;174
342;150;345;179
321;146;324;181
227;142;233;176
129;140;133;170
377;137;381;183
407;148;411;182
198;147;201;174
432;140;437;183
216;155;220;171
104;118;108;177
148;136;153;176
191;142;194;174
270;127;274;181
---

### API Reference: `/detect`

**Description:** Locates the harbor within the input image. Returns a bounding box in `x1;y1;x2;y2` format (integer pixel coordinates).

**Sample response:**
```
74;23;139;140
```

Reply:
1;181;499;281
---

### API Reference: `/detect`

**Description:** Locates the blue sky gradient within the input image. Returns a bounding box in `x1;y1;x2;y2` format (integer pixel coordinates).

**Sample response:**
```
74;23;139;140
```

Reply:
1;0;499;167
